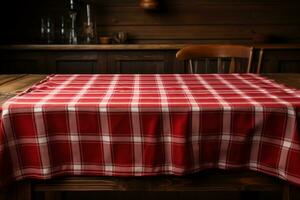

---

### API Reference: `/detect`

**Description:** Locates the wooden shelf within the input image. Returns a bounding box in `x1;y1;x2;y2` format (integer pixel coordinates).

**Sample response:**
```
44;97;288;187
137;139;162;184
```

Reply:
0;44;188;51
1;44;300;51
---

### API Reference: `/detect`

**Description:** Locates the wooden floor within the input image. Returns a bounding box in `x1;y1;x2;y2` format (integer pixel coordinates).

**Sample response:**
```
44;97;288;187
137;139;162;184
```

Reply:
0;73;299;200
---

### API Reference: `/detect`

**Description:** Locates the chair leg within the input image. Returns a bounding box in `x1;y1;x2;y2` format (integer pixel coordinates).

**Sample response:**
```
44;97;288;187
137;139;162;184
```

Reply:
257;49;264;74
217;58;222;73
194;60;198;73
205;58;209;73
189;60;194;74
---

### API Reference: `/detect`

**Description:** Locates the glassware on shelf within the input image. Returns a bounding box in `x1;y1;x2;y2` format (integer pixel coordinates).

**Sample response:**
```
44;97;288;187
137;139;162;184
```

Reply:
83;22;96;44
39;0;98;44
46;17;55;44
69;0;78;44
82;4;97;44
59;16;68;44
69;13;77;44
40;17;46;43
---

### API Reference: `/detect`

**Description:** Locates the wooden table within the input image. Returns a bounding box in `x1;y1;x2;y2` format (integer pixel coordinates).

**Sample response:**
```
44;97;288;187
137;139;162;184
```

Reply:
0;74;299;200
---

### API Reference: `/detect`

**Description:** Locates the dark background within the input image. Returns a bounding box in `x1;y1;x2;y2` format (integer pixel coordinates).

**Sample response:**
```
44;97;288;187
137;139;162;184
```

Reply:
1;0;300;44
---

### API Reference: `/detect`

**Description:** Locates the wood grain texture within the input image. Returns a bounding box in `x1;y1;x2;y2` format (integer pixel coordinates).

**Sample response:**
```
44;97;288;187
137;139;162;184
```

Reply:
2;44;300;51
0;44;188;50
263;73;300;89
2;47;300;74
0;74;27;86
1;0;300;44
0;74;48;94
33;171;283;192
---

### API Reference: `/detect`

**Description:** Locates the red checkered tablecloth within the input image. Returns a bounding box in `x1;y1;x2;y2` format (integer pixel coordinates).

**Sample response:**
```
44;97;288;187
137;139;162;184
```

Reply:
0;74;300;186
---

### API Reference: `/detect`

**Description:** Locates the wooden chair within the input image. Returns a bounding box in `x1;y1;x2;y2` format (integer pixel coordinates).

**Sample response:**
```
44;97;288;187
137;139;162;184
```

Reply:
176;45;254;74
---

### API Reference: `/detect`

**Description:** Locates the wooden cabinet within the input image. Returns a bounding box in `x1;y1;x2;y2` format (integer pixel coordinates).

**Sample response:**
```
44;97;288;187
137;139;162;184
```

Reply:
0;51;46;74
47;52;100;74
259;50;300;73
0;45;186;74
0;44;300;74
106;51;183;74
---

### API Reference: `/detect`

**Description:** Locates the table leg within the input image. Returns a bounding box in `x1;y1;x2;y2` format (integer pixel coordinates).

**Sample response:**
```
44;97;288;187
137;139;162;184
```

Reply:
283;184;290;200
240;191;260;200
44;191;62;200
15;181;31;200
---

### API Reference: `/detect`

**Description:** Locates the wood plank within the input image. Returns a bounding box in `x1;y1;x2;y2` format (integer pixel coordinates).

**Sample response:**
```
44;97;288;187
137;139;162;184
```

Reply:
16;4;300;26
0;75;47;106
0;44;202;51
100;0;300;6
93;4;300;26
0;75;26;86
100;25;300;40
83;0;300;6
263;73;300;89
40;0;300;7
33;170;283;192
10;25;300;41
0;75;47;94
1;44;300;51
14;0;299;7
0;44;187;51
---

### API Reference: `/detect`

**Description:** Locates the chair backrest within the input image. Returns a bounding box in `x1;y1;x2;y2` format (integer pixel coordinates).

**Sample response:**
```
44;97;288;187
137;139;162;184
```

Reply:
176;45;254;73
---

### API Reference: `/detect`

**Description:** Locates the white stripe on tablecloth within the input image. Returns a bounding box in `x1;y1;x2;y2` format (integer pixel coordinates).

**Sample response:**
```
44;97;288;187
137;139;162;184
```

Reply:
219;74;264;170
155;74;172;172
10;133;300;148
67;74;98;173
131;75;143;174
15;95;299;100
241;74;297;179
99;74;120;174
31;75;77;176
195;74;231;169
5;101;300;110
1;104;21;177
231;74;264;171
175;74;200;169
35;75;77;176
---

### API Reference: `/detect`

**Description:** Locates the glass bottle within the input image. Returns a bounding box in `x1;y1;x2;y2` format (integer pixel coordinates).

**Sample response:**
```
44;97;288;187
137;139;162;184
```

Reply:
40;17;46;43
83;4;96;44
46;18;54;44
69;0;78;44
60;16;67;44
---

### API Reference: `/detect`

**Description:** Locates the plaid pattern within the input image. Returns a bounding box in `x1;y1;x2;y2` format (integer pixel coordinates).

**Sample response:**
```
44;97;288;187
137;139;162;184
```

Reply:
0;74;300;186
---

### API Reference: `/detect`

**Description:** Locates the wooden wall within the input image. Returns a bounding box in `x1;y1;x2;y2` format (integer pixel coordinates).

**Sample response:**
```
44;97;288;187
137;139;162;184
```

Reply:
1;0;300;44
